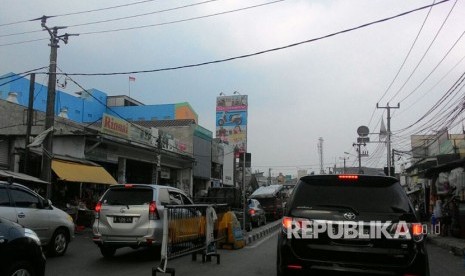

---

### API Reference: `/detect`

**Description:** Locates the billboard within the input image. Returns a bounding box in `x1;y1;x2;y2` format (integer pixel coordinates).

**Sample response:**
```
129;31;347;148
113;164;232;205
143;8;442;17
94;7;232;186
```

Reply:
216;95;248;155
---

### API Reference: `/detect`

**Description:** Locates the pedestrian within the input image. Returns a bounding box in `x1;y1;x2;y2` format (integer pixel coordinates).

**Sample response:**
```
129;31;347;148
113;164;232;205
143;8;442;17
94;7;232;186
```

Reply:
433;200;442;235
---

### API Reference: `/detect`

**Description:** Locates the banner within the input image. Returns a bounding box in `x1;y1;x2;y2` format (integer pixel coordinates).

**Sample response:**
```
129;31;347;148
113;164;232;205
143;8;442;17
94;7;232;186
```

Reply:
216;95;248;155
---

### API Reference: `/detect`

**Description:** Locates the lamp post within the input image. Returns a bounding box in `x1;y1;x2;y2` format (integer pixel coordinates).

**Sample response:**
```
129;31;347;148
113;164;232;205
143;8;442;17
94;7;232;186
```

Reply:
340;153;350;174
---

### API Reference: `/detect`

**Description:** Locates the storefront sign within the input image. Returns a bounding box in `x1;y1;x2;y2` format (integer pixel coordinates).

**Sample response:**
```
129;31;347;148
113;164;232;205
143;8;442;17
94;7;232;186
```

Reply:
102;113;129;138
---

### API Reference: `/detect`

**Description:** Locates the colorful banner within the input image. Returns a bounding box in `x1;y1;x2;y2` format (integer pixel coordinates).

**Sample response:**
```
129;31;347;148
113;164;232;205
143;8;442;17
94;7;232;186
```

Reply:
216;95;248;155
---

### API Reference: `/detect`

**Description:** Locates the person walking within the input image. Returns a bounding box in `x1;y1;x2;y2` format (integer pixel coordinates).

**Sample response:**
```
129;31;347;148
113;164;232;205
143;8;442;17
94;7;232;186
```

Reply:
433;199;443;235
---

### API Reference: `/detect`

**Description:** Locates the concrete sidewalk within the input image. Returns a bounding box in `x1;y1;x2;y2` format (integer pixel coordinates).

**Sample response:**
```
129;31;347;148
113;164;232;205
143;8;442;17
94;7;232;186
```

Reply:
427;234;465;257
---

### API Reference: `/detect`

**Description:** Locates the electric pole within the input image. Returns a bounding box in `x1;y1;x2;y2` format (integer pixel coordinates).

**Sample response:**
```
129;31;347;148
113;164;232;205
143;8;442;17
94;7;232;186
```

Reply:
318;137;324;174
352;142;366;174
376;103;400;176
39;16;78;198
340;155;349;174
24;73;35;175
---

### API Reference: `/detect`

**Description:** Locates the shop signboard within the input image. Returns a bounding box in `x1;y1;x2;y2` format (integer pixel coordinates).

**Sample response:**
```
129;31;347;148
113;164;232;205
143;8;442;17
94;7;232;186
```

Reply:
101;113;129;138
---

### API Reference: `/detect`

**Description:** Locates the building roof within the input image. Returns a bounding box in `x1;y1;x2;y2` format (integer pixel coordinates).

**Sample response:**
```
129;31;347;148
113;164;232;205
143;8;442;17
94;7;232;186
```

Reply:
107;95;145;106
133;119;196;128
250;184;284;198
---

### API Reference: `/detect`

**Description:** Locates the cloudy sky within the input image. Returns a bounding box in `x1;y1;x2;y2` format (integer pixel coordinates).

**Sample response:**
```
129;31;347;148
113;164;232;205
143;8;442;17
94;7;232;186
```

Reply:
1;0;465;177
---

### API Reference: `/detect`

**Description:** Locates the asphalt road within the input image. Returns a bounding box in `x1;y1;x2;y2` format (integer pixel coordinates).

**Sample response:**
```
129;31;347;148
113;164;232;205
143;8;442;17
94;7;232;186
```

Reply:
46;230;465;276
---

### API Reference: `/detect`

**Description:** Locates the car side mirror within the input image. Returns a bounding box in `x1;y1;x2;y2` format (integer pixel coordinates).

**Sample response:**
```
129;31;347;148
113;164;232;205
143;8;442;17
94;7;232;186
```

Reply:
43;199;52;208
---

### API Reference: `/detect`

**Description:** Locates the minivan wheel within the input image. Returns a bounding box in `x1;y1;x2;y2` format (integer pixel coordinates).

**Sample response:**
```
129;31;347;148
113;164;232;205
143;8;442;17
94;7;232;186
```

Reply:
100;246;116;258
49;228;69;257
7;261;34;276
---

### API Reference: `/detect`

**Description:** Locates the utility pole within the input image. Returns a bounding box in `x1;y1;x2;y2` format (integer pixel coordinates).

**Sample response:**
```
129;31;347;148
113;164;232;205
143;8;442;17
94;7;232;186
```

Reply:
352;142;366;174
24;73;35;175
39;16;78;198
340;155;349;174
268;168;272;185
376;103;400;176
318;137;324;174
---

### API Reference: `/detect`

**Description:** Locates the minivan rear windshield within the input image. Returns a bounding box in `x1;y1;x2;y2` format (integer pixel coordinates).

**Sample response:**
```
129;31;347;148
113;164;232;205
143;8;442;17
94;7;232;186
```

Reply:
102;187;153;206
291;178;410;213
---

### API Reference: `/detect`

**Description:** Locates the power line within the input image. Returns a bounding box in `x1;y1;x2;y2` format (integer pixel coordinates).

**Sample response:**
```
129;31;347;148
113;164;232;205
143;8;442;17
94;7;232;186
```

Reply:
78;0;284;36
394;52;465;117
0;0;157;28
42;0;451;77
0;0;284;46
394;70;465;134
387;0;459;103
398;29;465;103
0;66;49;82
376;0;437;105
0;0;222;38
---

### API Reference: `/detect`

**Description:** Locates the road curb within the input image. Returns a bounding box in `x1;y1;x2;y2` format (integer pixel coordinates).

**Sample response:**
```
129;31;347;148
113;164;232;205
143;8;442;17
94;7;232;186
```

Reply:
244;220;281;245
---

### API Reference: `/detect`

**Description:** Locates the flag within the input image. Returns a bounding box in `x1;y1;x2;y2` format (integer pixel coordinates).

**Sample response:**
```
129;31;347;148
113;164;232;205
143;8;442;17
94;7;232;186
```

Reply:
129;76;136;82
379;118;387;140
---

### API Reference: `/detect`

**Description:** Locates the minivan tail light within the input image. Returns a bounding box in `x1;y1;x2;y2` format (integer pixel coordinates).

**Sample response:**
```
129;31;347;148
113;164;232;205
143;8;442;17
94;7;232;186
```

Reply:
149;201;159;220
95;201;102;219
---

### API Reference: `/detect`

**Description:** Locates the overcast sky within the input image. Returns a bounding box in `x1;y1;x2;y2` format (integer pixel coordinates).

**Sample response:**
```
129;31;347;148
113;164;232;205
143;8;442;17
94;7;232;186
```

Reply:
1;0;465;177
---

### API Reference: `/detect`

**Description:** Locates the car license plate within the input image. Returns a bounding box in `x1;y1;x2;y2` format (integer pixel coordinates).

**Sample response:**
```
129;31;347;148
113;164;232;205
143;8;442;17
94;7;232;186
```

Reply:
113;216;132;223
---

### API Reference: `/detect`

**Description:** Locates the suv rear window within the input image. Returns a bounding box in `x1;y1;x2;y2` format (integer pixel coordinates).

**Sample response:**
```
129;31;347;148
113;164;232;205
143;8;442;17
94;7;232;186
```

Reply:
102;187;153;206
290;177;410;214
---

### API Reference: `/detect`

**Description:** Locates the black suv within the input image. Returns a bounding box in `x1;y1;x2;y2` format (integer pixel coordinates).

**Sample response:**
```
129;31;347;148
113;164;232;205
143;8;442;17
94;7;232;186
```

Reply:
277;174;429;276
0;216;46;276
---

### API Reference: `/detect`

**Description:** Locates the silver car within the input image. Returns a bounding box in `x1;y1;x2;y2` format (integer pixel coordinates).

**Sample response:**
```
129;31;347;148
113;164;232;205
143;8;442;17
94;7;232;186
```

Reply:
0;180;75;256
92;184;193;257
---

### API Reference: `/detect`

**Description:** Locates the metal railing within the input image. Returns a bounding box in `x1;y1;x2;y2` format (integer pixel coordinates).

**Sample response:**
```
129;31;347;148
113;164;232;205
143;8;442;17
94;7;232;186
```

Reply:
153;204;228;275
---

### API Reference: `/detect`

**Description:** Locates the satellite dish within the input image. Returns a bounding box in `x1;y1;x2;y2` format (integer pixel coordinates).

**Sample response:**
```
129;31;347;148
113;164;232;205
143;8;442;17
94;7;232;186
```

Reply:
357;126;369;137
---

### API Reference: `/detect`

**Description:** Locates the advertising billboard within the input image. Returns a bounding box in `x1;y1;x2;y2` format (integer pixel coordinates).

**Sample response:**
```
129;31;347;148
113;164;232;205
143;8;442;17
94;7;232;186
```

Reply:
216;95;248;155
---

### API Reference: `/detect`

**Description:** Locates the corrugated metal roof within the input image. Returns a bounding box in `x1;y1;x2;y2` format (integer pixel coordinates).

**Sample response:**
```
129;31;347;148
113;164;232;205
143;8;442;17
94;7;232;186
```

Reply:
0;170;48;184
250;184;283;198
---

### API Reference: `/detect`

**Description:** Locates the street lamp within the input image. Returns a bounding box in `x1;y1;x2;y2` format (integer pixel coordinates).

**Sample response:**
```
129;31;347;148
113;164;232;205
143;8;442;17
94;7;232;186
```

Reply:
339;155;349;174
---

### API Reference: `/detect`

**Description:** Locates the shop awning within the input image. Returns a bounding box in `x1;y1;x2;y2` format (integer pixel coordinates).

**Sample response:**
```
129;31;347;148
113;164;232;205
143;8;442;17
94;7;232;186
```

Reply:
51;159;117;185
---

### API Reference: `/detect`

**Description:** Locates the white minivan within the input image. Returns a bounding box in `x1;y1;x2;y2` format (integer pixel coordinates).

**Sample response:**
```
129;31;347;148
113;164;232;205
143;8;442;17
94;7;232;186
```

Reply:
92;184;194;257
0;180;75;256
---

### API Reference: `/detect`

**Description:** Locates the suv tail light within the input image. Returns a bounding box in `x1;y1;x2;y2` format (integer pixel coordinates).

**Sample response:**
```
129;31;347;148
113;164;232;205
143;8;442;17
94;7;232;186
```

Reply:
282;216;309;232
149;201;159;220
95;201;102;219
411;223;424;242
389;222;424;242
